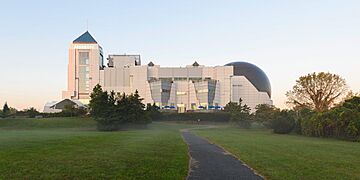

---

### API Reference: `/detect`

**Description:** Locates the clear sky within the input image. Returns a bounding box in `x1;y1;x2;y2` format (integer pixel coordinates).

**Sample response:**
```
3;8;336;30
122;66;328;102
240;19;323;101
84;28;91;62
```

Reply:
0;0;359;111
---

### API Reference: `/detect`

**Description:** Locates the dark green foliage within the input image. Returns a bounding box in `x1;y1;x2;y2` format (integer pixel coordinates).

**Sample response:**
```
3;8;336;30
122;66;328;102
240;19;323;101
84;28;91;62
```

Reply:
223;102;240;112
254;104;295;134
40;105;87;118
89;84;111;120
295;96;360;141
3;102;9;114
254;104;280;128
292;107;315;134
146;103;162;120
89;85;152;131
159;111;231;122
61;105;87;117
1;102;10;117
270;110;295;134
253;96;360;139
1;103;17;118
28;107;39;118
23;107;40;118
224;99;252;128
343;96;360;111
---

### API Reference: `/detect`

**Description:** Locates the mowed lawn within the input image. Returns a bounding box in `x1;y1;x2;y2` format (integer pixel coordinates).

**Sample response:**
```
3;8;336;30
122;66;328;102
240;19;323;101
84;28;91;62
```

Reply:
194;127;360;180
0;117;193;179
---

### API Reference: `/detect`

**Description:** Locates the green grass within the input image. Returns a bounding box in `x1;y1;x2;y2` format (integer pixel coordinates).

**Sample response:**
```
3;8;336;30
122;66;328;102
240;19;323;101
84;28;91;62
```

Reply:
3;117;358;179
194;127;360;180
0;117;194;179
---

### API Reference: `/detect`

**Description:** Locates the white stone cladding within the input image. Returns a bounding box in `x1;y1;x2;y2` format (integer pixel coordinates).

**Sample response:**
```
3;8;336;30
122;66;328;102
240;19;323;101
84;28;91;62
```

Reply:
63;32;272;112
98;59;272;112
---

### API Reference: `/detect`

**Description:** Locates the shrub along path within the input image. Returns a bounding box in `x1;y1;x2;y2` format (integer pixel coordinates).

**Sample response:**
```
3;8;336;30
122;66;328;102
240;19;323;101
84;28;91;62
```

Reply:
182;128;263;180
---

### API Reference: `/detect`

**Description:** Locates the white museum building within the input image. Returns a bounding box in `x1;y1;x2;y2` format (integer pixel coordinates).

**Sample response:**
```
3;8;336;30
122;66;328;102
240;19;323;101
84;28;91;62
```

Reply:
44;31;272;113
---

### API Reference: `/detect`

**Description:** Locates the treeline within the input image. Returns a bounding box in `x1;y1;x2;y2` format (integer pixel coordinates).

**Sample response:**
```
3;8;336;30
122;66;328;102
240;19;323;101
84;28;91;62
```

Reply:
89;85;156;131
224;96;360;141
0;103;87;118
252;96;360;141
297;96;360;140
0;103;41;118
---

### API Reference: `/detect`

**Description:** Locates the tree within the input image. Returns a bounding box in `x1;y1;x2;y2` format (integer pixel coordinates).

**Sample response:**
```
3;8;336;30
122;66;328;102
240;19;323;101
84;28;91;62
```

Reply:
271;110;295;134
89;85;151;131
343;96;360;112
286;72;348;112
3;102;10;114
26;107;40;118
2;102;10;117
225;98;252;128
126;90;148;124
89;84;113;130
224;102;240;112
146;103;161;121
254;104;280;128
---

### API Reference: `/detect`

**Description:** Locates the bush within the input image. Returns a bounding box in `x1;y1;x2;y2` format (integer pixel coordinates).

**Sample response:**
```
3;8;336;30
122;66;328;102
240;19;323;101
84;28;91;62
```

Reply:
15;107;40;118
292;107;315;135
230;111;252;128
224;99;253;128
271;110;295;134
254;104;280;128
158;111;230;122
146;103;162;120
296;96;360;141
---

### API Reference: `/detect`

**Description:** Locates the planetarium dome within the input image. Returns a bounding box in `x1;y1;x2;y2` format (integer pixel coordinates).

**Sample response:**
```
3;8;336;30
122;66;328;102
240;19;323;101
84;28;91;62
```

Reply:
225;61;271;97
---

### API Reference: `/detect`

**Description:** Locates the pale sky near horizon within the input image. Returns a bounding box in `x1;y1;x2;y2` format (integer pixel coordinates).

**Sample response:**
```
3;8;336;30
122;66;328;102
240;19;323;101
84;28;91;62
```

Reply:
0;0;359;111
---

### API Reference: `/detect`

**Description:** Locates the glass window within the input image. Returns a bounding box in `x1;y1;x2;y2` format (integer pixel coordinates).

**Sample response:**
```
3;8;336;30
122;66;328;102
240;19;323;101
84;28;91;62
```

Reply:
79;66;89;92
79;52;89;65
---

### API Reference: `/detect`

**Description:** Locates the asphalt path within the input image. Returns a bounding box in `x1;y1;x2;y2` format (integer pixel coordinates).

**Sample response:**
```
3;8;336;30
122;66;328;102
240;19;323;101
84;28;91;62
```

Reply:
182;130;263;180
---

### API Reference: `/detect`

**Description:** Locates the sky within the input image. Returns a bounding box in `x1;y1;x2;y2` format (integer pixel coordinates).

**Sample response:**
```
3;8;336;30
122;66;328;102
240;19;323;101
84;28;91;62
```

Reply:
0;0;359;111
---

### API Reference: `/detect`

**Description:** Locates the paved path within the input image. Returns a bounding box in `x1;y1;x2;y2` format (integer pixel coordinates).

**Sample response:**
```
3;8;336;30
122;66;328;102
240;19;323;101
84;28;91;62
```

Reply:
182;129;263;180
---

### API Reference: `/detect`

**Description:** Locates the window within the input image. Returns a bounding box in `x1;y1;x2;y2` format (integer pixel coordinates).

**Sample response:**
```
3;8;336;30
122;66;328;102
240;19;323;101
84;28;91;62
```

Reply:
79;52;89;65
78;52;90;93
176;92;187;95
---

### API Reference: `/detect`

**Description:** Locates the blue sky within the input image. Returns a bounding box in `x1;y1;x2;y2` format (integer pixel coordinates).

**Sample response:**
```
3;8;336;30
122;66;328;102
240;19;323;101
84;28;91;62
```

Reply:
0;0;359;110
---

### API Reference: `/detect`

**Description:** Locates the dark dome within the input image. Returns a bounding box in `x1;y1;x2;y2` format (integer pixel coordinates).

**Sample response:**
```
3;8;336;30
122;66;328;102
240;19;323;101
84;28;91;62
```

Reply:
225;61;271;97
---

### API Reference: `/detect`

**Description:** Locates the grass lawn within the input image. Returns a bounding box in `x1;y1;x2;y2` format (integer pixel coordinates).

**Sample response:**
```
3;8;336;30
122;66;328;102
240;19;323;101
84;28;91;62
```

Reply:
0;117;194;179
194;127;360;180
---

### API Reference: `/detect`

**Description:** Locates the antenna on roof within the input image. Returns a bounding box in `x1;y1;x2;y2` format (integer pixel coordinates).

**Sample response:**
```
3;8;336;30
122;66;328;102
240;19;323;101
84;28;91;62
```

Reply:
86;19;89;31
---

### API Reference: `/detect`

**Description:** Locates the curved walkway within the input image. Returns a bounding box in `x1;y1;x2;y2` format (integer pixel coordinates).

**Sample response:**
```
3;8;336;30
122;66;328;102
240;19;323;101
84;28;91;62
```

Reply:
182;128;263;180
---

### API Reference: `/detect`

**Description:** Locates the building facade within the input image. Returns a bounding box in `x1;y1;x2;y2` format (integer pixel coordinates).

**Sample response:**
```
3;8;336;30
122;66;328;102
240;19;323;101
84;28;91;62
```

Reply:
62;31;272;112
62;31;104;104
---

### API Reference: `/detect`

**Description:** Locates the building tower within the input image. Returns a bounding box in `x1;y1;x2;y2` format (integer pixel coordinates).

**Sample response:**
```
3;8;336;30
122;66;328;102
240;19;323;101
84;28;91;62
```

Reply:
62;31;103;104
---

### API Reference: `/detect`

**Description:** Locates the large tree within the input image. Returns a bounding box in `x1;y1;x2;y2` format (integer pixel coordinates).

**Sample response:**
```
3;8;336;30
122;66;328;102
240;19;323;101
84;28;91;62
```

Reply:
89;84;151;131
286;72;348;112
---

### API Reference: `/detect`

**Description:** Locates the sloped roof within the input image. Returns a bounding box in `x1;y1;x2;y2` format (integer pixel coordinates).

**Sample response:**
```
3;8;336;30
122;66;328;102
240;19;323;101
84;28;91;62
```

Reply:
192;61;200;67
73;31;97;44
45;99;86;109
148;61;155;66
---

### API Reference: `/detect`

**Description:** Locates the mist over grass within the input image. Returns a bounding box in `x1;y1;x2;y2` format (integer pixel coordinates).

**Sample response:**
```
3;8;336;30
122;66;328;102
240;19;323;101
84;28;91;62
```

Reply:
194;127;360;179
0;117;194;179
